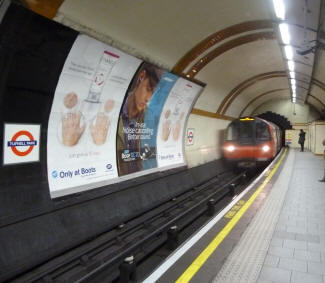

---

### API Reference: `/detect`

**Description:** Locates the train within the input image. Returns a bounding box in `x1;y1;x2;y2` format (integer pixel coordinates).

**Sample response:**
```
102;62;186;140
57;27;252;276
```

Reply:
222;117;282;169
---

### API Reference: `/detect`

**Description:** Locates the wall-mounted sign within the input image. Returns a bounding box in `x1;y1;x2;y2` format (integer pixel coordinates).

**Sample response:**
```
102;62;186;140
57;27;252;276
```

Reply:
3;123;40;165
186;128;195;145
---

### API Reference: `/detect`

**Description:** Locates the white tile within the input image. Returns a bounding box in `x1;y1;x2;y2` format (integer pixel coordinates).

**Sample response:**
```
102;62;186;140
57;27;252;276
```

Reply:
308;261;325;275
264;254;280;267
283;239;307;250
291;271;323;283
268;246;294;258
279;258;307;272
308;243;325;252
295;233;320;243
270;238;284;247
259;266;291;283
287;225;307;234
294;250;321;262
273;230;296;240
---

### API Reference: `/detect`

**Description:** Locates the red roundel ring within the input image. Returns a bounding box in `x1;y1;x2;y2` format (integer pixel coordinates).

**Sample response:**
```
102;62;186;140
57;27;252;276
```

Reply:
10;130;35;156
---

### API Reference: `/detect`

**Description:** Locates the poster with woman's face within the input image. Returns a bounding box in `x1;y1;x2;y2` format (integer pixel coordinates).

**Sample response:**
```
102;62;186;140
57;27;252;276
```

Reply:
116;63;178;176
47;34;142;197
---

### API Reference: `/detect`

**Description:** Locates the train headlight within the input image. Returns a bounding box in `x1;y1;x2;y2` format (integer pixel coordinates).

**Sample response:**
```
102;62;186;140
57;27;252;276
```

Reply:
225;145;235;152
262;145;270;152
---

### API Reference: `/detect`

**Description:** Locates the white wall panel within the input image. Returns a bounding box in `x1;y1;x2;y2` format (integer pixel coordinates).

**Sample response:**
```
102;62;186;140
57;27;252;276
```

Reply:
184;114;230;167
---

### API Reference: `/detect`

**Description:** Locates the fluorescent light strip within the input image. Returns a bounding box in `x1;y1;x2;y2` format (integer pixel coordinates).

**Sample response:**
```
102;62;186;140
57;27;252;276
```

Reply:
284;45;293;60
279;23;290;45
289;71;295;79
288;60;294;71
273;0;285;20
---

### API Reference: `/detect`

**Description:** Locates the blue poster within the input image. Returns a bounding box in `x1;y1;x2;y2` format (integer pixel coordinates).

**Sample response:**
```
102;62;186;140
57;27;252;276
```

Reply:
141;72;178;169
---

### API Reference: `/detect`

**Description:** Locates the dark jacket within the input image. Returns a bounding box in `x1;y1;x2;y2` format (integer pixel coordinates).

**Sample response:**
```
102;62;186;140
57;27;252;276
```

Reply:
298;131;306;144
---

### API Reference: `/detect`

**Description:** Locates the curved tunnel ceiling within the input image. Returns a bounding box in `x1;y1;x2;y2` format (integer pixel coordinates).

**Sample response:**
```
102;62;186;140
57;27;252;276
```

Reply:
24;0;325;120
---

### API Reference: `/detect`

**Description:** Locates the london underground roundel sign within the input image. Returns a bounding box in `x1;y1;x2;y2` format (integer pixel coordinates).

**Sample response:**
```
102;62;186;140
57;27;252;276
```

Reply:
8;130;37;156
3;124;40;165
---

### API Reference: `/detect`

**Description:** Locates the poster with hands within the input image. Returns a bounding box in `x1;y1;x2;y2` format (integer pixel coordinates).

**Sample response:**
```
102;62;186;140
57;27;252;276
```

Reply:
156;78;202;168
47;35;141;197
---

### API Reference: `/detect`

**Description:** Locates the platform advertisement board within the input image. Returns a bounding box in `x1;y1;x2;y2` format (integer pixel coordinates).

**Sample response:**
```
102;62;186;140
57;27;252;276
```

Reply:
156;78;202;167
47;34;142;197
117;65;179;176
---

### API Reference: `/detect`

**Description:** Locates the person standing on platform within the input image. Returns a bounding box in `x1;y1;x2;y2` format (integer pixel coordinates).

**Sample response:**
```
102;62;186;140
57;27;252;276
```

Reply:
298;129;306;152
319;138;325;182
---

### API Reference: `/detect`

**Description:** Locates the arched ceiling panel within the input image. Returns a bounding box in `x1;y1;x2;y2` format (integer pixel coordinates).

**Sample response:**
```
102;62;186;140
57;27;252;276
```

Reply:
310;84;325;105
226;77;289;117
194;40;285;112
173;20;274;74
307;94;325;111
313;47;325;82
240;89;290;116
57;0;272;69
184;31;276;77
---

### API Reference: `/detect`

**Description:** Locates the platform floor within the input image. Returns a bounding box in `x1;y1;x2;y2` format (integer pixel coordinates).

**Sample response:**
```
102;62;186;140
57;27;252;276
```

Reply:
143;148;325;283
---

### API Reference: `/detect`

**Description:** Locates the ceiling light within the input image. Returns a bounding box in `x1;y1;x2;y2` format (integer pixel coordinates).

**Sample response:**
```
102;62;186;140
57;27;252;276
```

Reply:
289;71;295;79
273;0;285;20
288;60;294;71
284;45;293;60
292;85;296;91
291;79;296;85
279;23;290;45
292;97;296;103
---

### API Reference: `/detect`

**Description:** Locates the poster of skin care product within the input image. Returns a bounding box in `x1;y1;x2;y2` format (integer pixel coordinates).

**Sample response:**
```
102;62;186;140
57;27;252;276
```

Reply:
47;34;142;197
156;78;202;168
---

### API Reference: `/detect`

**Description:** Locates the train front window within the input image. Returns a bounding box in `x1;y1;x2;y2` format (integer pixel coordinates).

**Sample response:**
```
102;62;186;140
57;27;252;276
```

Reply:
256;122;270;140
239;122;254;139
226;121;254;143
226;123;238;140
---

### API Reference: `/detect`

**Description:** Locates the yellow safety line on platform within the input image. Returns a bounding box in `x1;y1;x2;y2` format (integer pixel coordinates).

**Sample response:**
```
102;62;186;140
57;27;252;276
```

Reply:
175;148;288;283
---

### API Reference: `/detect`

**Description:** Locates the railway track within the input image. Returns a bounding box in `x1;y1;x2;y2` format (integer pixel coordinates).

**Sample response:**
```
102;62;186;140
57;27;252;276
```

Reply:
11;169;256;283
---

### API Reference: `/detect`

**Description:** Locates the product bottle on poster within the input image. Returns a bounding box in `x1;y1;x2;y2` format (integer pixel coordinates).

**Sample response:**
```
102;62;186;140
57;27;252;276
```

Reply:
172;100;182;118
83;51;119;119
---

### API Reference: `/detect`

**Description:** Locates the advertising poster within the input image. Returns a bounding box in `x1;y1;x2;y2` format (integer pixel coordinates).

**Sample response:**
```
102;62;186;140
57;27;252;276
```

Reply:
3;123;40;165
285;130;292;145
157;78;202;167
117;64;177;176
47;34;142;197
141;72;178;170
